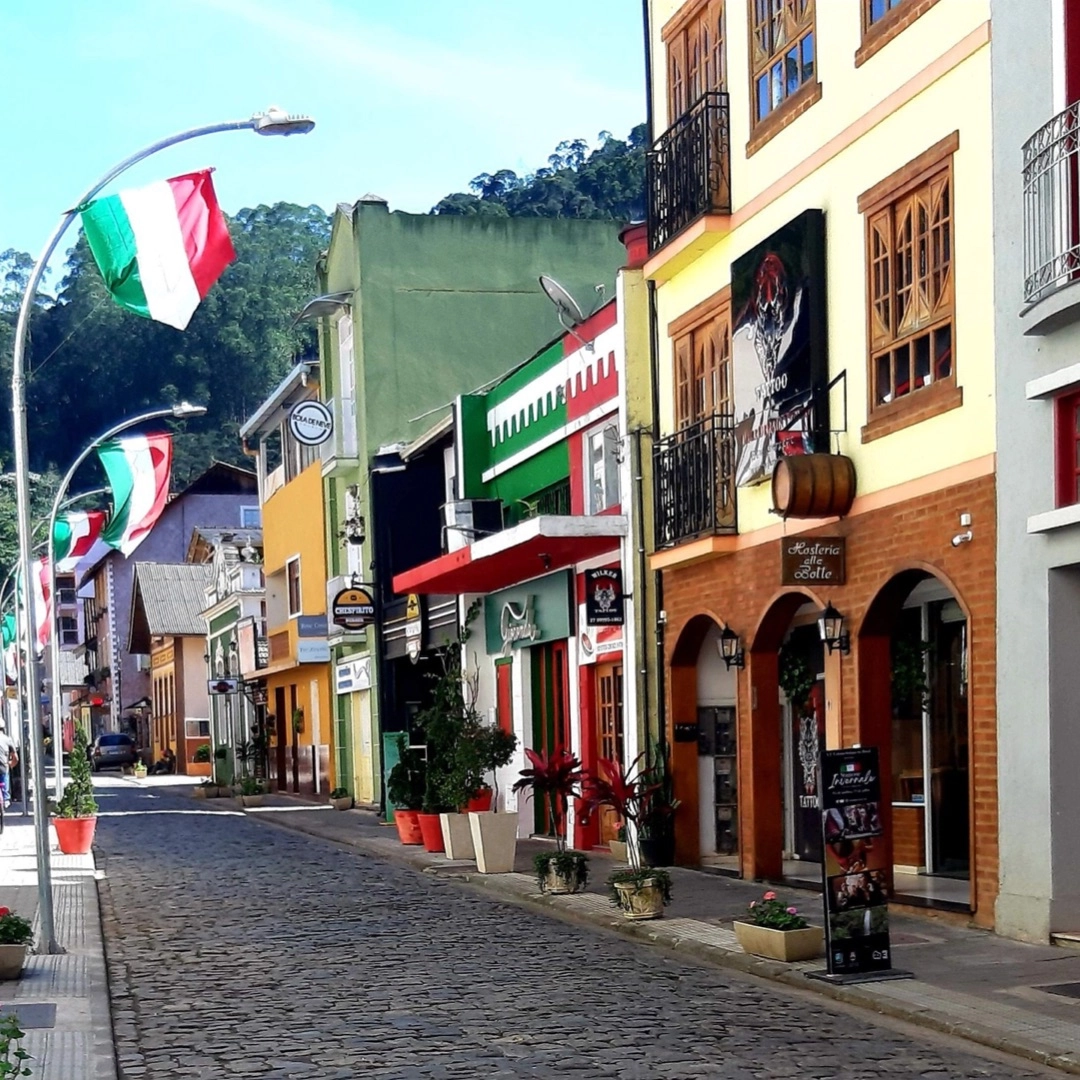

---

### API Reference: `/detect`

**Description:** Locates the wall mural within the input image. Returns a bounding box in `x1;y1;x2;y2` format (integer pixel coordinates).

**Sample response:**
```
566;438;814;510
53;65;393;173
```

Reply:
731;208;828;487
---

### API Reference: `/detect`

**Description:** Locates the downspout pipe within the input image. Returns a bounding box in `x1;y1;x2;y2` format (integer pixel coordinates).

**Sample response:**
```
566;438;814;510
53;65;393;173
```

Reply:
648;278;666;761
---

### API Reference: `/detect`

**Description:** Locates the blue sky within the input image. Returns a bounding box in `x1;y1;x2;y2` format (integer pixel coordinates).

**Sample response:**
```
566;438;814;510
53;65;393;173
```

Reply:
0;0;645;260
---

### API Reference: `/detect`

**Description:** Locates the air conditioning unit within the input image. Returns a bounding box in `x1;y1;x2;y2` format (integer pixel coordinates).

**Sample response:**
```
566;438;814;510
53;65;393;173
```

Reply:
442;499;503;553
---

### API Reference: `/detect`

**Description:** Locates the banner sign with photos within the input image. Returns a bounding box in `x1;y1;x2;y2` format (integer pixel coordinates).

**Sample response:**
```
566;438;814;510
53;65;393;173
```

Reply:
820;747;892;976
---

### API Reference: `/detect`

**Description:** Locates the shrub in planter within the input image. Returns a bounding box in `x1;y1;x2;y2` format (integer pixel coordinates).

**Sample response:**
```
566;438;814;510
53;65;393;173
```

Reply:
608;866;673;920
534;850;589;894
53;724;98;855
329;787;353;811
387;735;425;845
193;743;212;764
239;777;265;807
0;906;34;979
733;890;824;962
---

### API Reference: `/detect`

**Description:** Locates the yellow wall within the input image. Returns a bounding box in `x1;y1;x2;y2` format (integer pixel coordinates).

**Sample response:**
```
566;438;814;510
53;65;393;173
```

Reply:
649;0;993;534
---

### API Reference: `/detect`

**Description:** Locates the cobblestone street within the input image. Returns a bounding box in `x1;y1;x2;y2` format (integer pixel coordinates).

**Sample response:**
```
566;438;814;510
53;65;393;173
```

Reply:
97;784;1049;1079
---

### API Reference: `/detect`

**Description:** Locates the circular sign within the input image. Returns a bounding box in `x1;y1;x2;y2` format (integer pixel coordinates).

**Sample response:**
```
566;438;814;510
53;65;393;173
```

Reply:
332;587;376;631
289;400;334;446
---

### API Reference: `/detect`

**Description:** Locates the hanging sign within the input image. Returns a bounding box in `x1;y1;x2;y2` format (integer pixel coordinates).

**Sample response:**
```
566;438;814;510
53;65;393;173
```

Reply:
404;593;423;663
332;586;376;631
585;567;625;626
288;400;334;447
781;537;846;585
207;678;239;696
335;655;371;694
820;747;893;977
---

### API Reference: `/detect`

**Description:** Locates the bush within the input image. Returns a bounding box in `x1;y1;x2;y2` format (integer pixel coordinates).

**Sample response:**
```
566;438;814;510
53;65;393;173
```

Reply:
54;725;97;819
193;744;211;764
329;787;349;799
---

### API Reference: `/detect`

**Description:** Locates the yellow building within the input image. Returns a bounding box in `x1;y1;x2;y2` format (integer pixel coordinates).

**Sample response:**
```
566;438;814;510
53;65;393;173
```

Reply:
240;362;335;797
644;1;996;925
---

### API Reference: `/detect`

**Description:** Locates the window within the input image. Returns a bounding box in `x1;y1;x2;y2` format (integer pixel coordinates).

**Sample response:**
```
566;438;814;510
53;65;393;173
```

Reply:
665;0;725;121
338;314;355;401
287;556;302;617
59;617;78;646
672;293;732;429
240;506;261;528
185;718;211;739
749;0;815;127
586;425;622;514
867;0;903;25
1055;391;1080;507
859;135;957;431
857;0;942;68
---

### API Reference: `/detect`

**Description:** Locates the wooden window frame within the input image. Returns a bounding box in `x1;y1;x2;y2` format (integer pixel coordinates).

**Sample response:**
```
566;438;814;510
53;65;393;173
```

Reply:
669;287;732;430
859;133;961;443
746;0;820;156
662;0;726;126
286;555;302;618
856;0;943;68
1055;390;1080;508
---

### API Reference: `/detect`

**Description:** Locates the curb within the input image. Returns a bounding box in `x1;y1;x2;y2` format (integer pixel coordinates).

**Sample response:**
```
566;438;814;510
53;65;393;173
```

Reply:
231;799;1080;1076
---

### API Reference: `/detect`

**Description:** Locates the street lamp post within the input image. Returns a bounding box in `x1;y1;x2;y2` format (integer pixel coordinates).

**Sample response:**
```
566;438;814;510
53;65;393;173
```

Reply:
10;106;314;955
48;403;207;804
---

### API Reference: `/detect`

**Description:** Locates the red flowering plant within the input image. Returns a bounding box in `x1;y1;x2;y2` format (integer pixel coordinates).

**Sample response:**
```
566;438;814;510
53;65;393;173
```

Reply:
744;891;808;931
513;748;589;891
0;908;33;947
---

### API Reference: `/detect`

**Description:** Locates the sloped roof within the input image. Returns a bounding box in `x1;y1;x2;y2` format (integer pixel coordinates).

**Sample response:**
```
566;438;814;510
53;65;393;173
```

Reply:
128;563;214;653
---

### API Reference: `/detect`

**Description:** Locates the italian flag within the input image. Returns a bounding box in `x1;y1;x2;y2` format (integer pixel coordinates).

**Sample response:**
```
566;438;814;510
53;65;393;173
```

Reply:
80;170;236;331
53;510;108;573
98;433;173;557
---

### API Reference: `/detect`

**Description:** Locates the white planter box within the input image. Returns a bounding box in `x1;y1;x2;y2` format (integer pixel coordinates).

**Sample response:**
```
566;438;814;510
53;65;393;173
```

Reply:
439;812;475;860
468;811;518;873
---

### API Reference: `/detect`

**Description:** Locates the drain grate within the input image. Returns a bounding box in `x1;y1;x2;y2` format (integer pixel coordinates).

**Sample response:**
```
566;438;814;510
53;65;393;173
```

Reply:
0;1003;56;1029
1041;982;1080;999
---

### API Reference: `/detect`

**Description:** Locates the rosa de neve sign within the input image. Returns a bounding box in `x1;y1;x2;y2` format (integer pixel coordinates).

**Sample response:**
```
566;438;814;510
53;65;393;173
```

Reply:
289;400;334;447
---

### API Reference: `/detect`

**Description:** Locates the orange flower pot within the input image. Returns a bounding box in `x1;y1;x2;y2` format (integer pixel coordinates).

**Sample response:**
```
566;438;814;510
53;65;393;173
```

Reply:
465;788;493;813
416;812;446;853
393;809;423;845
53;815;97;855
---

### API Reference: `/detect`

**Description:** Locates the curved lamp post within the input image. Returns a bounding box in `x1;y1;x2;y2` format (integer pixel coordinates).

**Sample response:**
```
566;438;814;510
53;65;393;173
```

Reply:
48;403;207;805
10;106;313;955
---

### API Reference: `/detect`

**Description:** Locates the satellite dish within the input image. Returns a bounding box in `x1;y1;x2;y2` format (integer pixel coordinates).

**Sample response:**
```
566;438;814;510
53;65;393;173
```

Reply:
539;275;595;353
539;275;586;330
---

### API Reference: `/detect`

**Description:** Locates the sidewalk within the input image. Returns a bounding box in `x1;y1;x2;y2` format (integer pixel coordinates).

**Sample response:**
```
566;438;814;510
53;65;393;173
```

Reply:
0;808;116;1080
203;786;1080;1076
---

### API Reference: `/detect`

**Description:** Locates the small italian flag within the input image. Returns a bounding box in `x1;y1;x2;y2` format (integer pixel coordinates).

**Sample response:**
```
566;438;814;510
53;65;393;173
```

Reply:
79;169;235;331
53;510;108;573
98;434;173;557
29;559;51;652
842;762;862;773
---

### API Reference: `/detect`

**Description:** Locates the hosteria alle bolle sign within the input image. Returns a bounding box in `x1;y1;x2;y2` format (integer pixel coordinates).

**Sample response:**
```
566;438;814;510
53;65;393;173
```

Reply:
820;747;893;976
780;537;845;585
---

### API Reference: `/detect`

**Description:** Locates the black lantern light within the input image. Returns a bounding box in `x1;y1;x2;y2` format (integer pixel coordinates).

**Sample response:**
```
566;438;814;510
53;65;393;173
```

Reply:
717;624;745;670
817;602;850;655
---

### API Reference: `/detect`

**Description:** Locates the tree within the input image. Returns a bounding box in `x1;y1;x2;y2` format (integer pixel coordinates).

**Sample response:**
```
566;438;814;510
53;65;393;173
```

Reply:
432;125;646;222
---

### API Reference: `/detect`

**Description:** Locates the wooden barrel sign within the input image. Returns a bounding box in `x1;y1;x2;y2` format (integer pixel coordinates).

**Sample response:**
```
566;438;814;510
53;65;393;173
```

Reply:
771;453;856;519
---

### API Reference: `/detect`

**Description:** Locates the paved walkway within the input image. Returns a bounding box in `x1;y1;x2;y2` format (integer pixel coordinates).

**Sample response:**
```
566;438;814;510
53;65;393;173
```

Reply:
181;786;1080;1077
0;803;116;1079
98;780;1050;1079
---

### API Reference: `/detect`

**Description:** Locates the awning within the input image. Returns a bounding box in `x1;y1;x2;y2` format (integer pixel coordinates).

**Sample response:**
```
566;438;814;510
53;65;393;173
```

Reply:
393;515;627;596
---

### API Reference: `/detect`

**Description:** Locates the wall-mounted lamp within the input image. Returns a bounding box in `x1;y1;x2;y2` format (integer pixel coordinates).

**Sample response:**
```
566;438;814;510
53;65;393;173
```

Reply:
817;602;850;655
717;624;745;670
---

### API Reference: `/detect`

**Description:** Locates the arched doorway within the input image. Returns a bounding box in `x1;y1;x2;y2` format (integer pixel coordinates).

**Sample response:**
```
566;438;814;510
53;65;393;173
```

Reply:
859;569;971;908
669;614;737;865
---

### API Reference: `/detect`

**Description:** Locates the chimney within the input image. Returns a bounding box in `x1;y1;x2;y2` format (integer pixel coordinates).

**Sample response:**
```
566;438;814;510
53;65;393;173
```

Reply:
619;222;649;270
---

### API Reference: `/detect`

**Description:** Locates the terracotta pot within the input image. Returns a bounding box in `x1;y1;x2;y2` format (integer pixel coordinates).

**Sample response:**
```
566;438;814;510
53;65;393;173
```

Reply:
465;788;493;813
0;944;28;980
417;813;446;853
439;813;474;860
468;811;519;873
53;815;97;856
393;809;423;845
733;921;824;962
613;879;665;920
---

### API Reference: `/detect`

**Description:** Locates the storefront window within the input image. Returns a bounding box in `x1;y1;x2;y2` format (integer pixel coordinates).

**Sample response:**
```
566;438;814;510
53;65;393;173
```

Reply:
891;607;926;804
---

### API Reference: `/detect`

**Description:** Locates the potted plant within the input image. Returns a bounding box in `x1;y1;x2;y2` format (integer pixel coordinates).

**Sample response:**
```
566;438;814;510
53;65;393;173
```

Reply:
212;745;232;797
132;760;147;779
53;724;98;855
0;1011;31;1075
386;735;425;845
239;777;265;808
329;787;352;811
193;743;212;765
0;907;33;979
513;748;588;894
584;754;672;919
193;779;214;800
733;890;824;962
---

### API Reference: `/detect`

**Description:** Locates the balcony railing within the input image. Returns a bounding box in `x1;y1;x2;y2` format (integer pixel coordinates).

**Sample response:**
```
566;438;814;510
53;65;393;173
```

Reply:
514;478;571;525
653;413;737;548
646;92;731;255
1024;101;1080;304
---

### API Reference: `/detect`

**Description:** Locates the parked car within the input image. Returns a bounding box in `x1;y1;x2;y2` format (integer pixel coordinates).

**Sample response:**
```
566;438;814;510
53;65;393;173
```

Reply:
88;733;138;772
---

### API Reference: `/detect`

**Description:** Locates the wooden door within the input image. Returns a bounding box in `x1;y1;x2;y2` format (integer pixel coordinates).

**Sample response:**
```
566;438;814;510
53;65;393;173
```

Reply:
274;687;287;790
496;659;513;735
596;662;624;844
531;642;570;835
289;684;299;793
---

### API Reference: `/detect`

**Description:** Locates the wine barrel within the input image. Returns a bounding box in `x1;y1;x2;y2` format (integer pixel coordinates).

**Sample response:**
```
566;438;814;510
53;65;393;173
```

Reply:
771;453;856;519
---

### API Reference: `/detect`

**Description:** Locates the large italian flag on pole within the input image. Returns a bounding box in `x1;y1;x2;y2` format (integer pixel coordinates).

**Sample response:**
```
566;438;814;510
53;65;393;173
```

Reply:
53;510;108;573
98;434;173;557
79;170;236;331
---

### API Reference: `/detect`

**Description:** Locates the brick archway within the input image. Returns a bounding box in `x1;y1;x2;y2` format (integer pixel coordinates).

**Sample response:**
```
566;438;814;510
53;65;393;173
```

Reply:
669;613;724;864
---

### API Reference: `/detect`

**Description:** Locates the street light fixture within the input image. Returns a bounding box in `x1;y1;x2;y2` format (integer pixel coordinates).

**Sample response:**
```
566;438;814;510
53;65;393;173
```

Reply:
818;603;851;656
9;108;312;956
716;624;745;670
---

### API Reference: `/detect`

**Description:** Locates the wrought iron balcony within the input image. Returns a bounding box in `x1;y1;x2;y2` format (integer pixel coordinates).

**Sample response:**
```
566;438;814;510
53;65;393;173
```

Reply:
653;413;737;548
646;92;731;255
1024;100;1080;304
